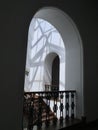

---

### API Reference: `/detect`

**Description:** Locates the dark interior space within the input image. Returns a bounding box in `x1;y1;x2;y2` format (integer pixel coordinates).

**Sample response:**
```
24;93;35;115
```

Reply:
0;0;98;130
51;56;59;91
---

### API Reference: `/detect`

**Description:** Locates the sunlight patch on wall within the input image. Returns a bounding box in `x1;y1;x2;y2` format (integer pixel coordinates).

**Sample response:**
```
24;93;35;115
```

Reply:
24;18;65;92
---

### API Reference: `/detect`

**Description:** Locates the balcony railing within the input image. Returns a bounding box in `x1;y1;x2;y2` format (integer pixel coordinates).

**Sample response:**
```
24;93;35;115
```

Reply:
23;90;76;130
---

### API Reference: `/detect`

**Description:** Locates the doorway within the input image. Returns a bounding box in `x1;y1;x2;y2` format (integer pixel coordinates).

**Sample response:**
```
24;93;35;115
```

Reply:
51;55;60;91
24;7;83;119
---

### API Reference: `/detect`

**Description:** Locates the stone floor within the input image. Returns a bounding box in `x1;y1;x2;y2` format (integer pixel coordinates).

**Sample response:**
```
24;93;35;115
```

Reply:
23;117;98;130
23;119;82;130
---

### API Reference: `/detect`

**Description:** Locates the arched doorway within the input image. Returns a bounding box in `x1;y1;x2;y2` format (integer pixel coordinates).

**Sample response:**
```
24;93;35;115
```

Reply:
44;52;60;91
24;7;84;119
51;55;60;91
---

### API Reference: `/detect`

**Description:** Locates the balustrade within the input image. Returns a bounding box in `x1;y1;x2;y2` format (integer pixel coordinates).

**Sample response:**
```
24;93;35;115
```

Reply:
23;90;76;130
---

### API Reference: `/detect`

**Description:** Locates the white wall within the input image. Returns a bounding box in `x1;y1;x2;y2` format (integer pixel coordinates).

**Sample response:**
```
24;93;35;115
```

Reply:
24;17;65;92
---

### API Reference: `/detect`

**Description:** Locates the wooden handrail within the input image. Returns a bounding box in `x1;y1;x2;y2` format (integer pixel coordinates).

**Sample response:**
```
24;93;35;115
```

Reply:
24;90;76;94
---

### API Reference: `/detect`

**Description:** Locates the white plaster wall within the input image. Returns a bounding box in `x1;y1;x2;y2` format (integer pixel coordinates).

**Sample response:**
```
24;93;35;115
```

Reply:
24;17;65;92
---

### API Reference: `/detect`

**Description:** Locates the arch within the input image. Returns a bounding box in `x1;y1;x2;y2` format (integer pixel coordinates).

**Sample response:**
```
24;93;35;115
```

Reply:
51;55;60;91
44;52;60;91
25;7;84;119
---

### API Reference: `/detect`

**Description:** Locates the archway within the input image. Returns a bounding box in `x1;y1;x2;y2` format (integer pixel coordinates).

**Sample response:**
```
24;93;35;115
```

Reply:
44;52;60;91
24;7;84;119
51;55;60;91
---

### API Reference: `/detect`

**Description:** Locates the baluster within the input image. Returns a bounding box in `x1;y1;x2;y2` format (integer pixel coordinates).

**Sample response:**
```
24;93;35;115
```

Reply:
65;92;69;120
45;92;50;126
45;93;48;124
27;93;34;130
59;92;64;124
53;92;58;124
24;91;76;129
37;93;42;129
71;92;75;120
